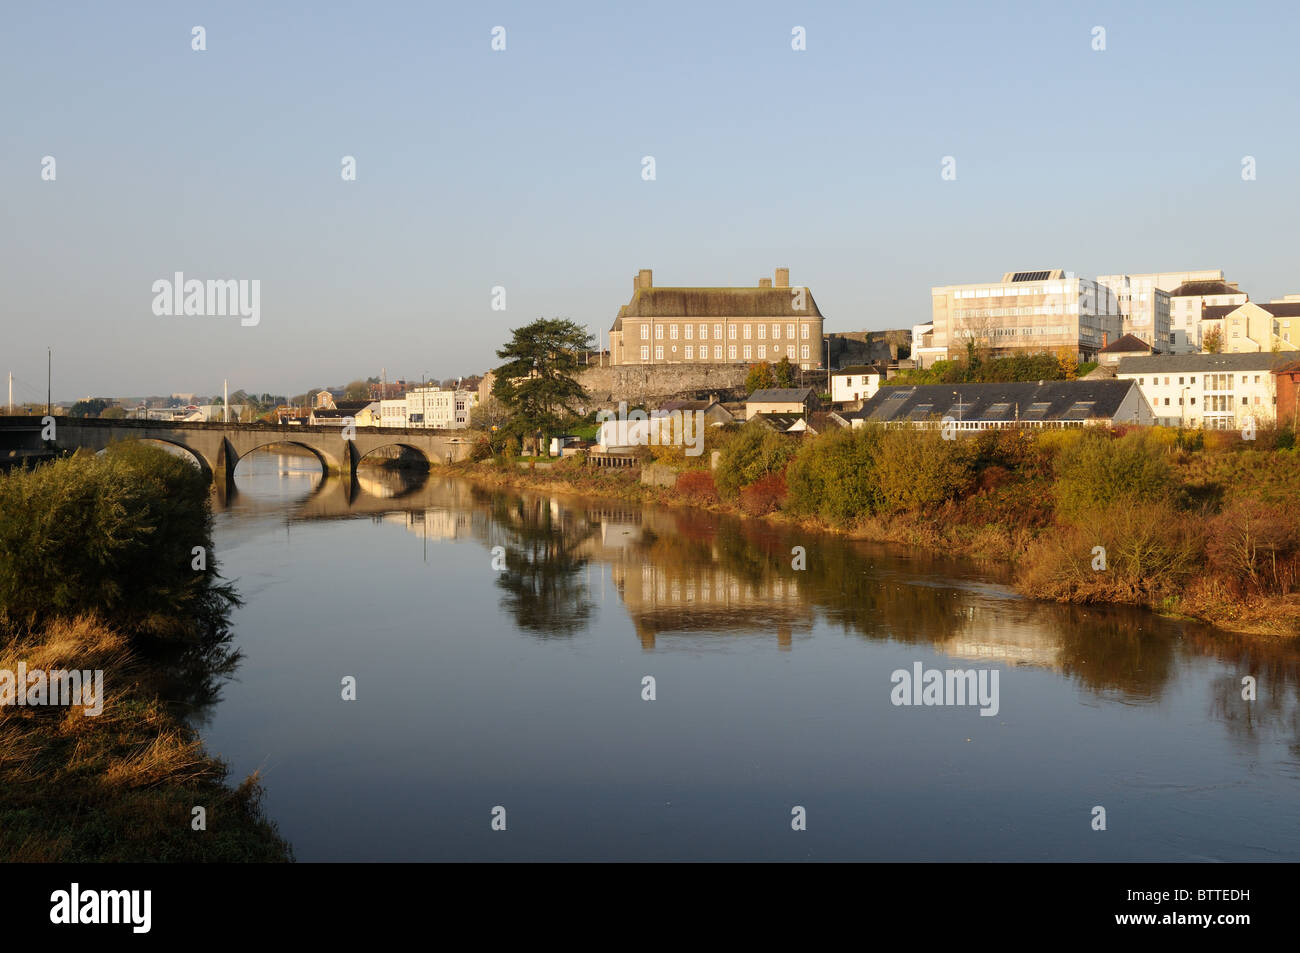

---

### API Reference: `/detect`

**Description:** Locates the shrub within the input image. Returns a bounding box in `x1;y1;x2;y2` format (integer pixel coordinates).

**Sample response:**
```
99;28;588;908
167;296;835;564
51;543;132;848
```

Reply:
0;443;234;641
739;472;787;516
470;435;493;462
1016;500;1202;604
869;427;973;513
1051;429;1173;525
1206;498;1300;596
784;426;881;522
676;470;719;503
714;421;797;498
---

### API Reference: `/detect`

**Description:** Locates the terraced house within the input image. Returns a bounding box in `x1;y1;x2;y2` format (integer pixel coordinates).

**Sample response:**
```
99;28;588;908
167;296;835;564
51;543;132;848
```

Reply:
608;268;824;369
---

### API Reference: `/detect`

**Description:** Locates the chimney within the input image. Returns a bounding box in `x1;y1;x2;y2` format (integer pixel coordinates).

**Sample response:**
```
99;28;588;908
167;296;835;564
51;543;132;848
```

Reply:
758;278;772;288
638;269;653;289
633;275;639;293
774;267;790;288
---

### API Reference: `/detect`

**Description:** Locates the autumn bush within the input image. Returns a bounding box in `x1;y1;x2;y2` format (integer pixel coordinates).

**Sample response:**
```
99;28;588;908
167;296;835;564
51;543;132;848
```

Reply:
676;469;719;503
1206;498;1300;597
869;426;974;514
784;426;881;522
1016;500;1203;605
740;472;787;516
1050;429;1173;525
714;421;798;498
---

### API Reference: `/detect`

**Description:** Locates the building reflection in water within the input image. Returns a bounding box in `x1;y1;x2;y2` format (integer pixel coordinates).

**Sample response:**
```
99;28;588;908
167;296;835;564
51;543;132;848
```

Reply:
230;466;1300;732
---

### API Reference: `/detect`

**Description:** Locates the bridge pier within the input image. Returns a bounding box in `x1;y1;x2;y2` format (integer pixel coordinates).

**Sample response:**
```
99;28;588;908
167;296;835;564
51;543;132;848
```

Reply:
343;438;361;497
213;437;238;496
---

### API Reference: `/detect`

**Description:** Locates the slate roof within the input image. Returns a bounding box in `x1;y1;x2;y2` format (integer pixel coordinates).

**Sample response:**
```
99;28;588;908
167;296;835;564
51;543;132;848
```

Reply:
747;387;816;404
832;364;887;376
1116;352;1292;374
1099;333;1157;354
859;380;1139;424
612;286;822;330
751;413;805;432
1168;280;1245;297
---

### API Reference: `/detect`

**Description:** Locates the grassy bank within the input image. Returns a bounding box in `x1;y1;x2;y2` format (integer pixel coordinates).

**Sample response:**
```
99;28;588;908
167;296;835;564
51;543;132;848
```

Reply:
0;444;292;861
454;423;1300;637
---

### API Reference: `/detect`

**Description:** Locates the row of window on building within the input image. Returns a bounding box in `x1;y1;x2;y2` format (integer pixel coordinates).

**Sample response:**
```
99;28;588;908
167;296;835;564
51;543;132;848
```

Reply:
639;344;813;362
639;323;812;341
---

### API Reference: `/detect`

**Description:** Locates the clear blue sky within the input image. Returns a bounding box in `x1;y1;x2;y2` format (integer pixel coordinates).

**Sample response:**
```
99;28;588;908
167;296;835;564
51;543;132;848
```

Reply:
4;0;1298;402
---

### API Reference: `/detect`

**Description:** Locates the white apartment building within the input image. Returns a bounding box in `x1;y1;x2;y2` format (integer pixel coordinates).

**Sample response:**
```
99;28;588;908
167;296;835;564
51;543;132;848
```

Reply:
379;398;408;427
1168;280;1247;353
930;270;1121;364
1094;275;1171;349
1115;353;1283;430
1096;270;1243;354
403;386;479;429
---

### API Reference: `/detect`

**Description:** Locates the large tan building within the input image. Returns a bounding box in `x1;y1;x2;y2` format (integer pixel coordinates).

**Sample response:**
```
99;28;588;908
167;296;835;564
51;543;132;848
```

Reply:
608;268;824;370
928;269;1121;365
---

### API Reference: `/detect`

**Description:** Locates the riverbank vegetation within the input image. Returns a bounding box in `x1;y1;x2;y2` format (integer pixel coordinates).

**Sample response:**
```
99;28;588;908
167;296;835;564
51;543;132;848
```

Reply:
454;421;1300;637
0;444;293;861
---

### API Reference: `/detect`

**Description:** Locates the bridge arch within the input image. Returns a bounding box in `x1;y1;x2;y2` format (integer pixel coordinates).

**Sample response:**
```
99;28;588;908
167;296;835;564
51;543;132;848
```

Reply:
356;442;433;468
236;440;343;477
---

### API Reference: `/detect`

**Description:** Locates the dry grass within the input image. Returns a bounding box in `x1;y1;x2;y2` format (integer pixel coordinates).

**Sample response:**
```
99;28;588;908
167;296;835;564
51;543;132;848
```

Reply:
0;614;292;862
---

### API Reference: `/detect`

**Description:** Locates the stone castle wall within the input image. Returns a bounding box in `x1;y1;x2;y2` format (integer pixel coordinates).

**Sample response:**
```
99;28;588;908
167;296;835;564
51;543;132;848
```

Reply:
578;363;751;404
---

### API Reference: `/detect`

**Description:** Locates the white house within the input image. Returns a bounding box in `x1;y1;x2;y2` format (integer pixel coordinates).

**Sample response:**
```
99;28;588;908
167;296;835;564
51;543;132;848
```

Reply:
830;365;885;404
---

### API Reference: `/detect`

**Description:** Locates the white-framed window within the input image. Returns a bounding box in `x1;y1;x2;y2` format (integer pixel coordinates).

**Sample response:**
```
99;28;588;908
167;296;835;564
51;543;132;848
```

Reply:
685;345;693;360
700;346;708;360
758;345;766;359
757;324;766;339
743;345;752;359
714;323;722;339
640;325;649;340
698;324;707;339
787;323;795;338
728;345;737;360
772;323;780;339
655;345;664;360
743;325;752;339
801;324;810;339
656;325;664;339
640;346;649;361
801;345;810;360
714;345;722;360
684;324;692;340
670;325;678;340
729;324;737;340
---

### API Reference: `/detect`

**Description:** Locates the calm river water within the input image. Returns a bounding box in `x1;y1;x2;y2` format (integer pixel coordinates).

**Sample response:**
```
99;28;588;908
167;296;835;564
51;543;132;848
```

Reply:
200;449;1300;861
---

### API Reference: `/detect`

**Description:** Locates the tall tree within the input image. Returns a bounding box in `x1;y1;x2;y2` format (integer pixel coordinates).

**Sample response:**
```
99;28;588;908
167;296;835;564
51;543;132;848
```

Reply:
745;363;775;394
492;318;592;449
773;356;795;388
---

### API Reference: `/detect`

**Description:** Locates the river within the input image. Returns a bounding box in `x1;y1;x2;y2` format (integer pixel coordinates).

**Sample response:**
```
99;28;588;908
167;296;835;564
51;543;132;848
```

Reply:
199;449;1300;861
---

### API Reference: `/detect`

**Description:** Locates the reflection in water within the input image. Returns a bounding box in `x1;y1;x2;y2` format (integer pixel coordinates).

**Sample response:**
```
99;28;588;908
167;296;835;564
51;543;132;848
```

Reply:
221;460;1300;710
205;453;1300;860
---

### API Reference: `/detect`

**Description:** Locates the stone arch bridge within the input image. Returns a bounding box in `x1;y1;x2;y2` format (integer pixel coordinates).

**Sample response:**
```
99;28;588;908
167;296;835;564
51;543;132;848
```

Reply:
3;417;476;489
